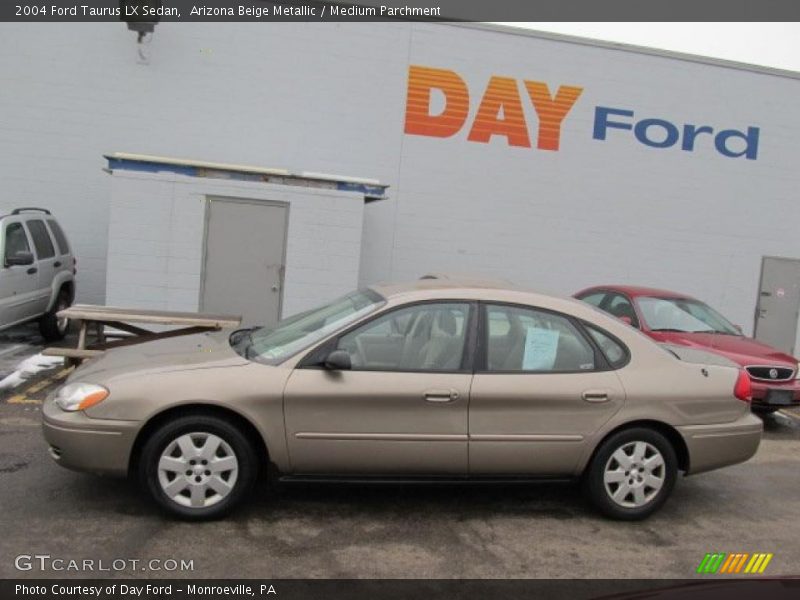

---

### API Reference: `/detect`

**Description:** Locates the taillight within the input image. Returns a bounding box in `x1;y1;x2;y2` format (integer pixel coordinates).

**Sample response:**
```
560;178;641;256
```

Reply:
734;370;752;402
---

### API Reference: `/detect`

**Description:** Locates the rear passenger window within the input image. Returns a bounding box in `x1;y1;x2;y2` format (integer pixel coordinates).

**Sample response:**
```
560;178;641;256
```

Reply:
46;220;70;255
485;305;596;373
26;220;55;259
585;325;629;368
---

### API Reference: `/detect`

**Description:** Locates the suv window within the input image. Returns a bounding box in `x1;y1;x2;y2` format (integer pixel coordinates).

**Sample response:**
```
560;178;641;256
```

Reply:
46;219;70;255
25;220;55;259
336;303;470;371
485;304;596;372
4;222;32;263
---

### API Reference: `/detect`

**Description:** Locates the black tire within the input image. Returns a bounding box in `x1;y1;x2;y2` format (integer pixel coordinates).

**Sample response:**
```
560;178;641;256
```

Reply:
583;427;677;520
39;288;71;342
138;414;258;520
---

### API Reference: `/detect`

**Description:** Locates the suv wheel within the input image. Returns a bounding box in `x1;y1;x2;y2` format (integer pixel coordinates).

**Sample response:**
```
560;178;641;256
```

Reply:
584;427;677;520
139;414;258;519
39;288;71;342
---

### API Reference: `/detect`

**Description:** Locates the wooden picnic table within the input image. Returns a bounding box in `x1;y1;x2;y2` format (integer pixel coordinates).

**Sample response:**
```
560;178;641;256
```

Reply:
43;304;242;364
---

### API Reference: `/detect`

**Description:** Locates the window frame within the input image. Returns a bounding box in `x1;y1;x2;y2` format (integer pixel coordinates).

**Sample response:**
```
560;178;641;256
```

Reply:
45;219;70;256
24;219;56;260
3;220;34;265
580;320;632;370
475;301;615;375
297;299;479;374
602;292;641;328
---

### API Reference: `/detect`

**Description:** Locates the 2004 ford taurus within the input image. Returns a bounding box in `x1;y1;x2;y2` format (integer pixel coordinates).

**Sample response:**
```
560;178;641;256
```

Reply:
43;279;762;520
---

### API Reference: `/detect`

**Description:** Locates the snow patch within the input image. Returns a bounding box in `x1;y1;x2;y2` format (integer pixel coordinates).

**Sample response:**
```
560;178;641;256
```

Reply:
0;353;63;391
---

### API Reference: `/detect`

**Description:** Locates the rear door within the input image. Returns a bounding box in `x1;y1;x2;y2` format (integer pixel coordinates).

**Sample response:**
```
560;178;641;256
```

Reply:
45;218;73;282
469;303;625;476
0;220;39;325
24;219;59;314
284;301;475;475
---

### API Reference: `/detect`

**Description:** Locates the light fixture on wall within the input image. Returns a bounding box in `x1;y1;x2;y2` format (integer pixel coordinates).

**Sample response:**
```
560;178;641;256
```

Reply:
119;1;162;61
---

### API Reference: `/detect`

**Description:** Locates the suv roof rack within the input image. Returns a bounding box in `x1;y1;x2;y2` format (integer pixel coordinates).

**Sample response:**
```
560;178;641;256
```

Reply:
11;207;51;215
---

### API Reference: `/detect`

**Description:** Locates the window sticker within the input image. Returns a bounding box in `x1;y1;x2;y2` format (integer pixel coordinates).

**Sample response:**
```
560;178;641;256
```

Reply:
522;327;560;371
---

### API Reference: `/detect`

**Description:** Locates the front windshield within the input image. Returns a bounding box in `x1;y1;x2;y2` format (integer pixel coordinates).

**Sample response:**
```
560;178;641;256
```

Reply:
233;289;385;364
637;296;739;335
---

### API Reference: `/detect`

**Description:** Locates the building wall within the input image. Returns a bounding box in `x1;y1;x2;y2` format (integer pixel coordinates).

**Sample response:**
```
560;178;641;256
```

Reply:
106;170;366;317
1;22;799;348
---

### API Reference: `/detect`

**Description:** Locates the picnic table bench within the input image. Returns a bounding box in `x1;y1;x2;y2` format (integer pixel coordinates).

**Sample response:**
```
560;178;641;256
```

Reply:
43;304;242;365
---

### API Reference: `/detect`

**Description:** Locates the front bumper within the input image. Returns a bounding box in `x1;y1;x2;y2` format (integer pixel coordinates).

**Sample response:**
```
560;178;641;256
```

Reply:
42;396;140;477
678;412;763;475
749;378;800;410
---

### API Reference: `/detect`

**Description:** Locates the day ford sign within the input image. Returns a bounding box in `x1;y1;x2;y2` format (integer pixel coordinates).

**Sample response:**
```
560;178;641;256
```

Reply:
403;65;760;160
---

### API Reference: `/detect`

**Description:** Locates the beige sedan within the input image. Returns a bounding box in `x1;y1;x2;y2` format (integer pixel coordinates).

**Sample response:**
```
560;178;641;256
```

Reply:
43;279;762;520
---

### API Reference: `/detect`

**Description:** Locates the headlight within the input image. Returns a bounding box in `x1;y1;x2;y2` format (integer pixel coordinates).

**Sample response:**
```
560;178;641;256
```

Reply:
54;383;109;412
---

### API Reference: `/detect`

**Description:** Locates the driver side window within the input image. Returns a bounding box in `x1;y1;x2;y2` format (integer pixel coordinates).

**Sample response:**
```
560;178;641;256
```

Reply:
4;223;32;264
337;303;470;372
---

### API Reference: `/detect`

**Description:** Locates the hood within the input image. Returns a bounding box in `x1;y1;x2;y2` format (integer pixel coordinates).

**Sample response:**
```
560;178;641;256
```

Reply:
70;330;249;383
649;331;798;368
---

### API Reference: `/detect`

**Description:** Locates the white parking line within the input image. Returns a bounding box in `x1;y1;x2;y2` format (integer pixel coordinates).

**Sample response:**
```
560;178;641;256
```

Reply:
777;410;800;423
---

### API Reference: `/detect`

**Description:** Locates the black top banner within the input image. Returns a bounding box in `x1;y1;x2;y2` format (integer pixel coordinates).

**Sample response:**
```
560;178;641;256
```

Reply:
3;0;800;22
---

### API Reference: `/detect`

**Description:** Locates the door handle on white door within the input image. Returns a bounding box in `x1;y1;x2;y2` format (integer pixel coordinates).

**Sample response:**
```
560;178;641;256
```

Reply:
582;390;610;403
424;389;459;403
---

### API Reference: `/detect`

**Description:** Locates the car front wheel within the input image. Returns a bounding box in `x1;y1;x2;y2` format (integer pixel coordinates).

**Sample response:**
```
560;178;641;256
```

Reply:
584;427;677;520
139;414;258;519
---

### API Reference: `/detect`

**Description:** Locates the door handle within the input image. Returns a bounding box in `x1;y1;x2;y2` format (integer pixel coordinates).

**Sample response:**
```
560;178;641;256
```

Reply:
582;390;610;403
424;389;459;403
26;267;37;275
54;261;62;268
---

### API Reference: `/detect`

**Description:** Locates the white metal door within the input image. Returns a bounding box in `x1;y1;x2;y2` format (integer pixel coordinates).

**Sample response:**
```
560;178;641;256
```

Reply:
754;256;800;354
201;197;288;327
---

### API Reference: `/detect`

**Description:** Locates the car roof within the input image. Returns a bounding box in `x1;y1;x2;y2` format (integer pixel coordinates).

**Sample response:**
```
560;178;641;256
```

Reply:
368;277;595;312
577;285;696;300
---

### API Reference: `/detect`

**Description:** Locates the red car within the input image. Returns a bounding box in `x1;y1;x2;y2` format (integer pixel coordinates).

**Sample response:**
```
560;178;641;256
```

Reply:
574;285;800;414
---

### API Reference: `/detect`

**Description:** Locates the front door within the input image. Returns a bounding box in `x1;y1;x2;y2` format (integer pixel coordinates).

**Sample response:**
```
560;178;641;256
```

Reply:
24;218;59;314
0;221;39;326
469;303;625;476
284;302;474;475
754;256;800;354
202;197;288;327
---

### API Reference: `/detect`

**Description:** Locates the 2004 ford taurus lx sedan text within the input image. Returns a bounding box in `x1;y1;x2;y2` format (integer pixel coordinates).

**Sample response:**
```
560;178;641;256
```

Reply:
43;280;763;520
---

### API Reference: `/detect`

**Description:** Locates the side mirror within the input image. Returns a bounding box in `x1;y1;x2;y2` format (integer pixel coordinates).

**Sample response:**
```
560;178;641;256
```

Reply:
324;349;352;370
618;315;633;326
5;251;34;267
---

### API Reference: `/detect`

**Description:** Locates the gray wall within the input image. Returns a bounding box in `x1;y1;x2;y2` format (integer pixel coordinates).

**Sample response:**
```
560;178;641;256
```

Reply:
1;22;799;346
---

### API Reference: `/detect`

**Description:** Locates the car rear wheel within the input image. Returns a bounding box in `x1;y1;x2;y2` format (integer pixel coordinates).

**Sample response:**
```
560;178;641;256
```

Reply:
139;414;258;519
584;427;677;520
39;288;71;342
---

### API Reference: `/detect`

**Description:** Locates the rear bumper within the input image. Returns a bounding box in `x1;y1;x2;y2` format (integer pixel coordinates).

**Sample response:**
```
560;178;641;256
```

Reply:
677;413;763;475
42;397;139;477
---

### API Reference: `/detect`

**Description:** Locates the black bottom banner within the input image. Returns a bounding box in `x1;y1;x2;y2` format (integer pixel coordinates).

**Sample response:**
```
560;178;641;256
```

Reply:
3;579;800;600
